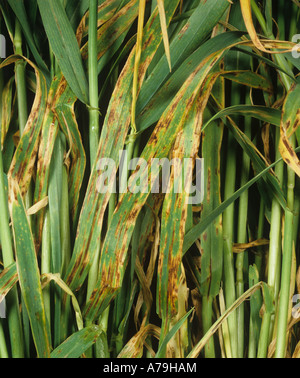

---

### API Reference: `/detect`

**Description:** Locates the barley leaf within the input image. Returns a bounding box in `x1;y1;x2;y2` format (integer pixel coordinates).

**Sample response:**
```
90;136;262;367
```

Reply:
10;180;51;358
50;325;103;358
37;0;89;104
64;0;181;294
0;262;18;298
83;50;224;322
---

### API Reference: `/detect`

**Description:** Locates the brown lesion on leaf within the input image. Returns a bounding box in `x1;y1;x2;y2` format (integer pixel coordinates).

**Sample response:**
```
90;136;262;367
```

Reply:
0;273;18;295
177;22;189;40
167;251;182;317
206;168;211;204
65;251;84;289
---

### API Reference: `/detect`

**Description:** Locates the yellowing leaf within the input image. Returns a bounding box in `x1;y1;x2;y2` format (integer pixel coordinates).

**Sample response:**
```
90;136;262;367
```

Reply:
131;0;146;134
278;83;300;178
240;0;294;54
157;0;172;72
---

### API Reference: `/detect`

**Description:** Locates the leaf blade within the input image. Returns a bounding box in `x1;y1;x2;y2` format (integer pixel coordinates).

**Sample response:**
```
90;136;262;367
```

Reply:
37;0;89;103
10;181;51;358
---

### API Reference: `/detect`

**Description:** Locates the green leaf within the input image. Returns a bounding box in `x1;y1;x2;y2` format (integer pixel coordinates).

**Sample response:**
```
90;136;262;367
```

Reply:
182;149;293;254
65;0;90;31
137;31;245;132
37;0;89;103
249;265;262;344
202;104;282;131
262;282;275;315
50;325;103;358
199;109;223;299
155;308;194;358
137;0;231;111
11;181;51;358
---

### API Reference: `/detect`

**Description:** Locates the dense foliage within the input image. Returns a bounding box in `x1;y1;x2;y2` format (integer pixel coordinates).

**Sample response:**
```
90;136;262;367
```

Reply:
0;0;300;358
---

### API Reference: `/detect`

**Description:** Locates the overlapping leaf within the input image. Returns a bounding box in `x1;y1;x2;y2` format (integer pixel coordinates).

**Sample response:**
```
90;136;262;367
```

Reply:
83;50;225;322
64;0;181;294
157;74;219;335
0;56;48;204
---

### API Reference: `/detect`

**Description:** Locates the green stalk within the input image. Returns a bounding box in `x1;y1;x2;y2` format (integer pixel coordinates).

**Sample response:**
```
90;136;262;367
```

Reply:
273;0;299;359
86;0;100;329
250;0;294;357
288;3;298;43
276;0;286;41
275;136;296;358
257;311;271;358
254;200;265;278
95;306;110;358
264;0;272;38
88;0;99;168
14;21;28;136
249;200;265;357
14;18;34;228
267;137;284;312
0;320;8;358
274;211;294;357
250;0;294;90
14;21;33;231
257;124;283;358
14;20;32;357
236;119;251;358
222;129;238;358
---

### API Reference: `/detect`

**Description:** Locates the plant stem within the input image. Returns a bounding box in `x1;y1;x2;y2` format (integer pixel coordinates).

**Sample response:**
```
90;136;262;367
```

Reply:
250;1;294;357
236;119;251;358
257;127;283;357
275;136;296;358
222;129;238;358
88;0;99;168
257;311;271;358
250;0;294;91
254;200;265;278
86;3;100;345
14;21;27;135
0;319;8;358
